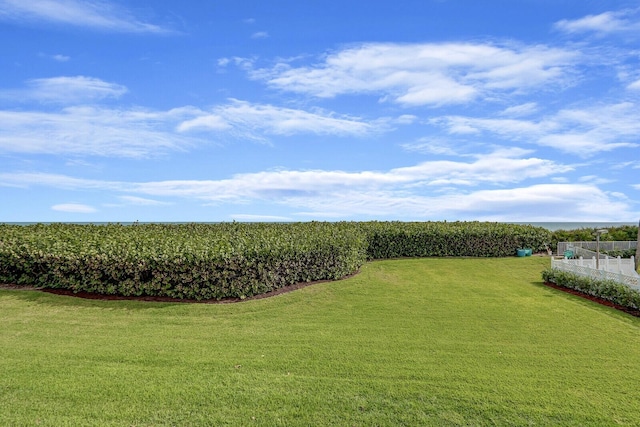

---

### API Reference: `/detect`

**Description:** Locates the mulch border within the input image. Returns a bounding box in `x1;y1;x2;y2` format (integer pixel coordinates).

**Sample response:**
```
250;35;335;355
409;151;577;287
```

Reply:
541;281;640;318
0;271;360;304
3;277;639;317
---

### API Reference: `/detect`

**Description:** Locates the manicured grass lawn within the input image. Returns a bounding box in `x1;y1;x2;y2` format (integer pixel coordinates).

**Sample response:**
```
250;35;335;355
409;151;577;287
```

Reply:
2;257;640;426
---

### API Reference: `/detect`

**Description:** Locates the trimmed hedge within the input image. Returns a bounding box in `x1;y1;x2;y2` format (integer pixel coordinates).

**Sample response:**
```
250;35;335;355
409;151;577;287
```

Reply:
542;268;640;310
0;221;550;300
362;221;549;259
0;222;366;300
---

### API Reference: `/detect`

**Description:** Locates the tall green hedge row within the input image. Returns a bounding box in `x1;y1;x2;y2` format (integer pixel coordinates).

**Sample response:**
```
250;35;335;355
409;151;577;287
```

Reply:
361;221;548;259
0;222;549;300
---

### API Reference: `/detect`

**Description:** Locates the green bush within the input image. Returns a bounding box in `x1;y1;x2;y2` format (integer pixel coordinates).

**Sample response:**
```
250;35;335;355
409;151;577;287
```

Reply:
542;268;640;310
0;222;366;300
0;221;550;299
601;248;636;259
361;221;549;259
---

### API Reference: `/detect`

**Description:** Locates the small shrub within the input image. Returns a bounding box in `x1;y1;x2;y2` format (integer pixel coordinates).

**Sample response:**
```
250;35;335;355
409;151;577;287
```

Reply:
542;268;640;310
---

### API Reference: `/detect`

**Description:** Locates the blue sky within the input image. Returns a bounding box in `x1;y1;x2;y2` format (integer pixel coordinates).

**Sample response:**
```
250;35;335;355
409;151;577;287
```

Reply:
1;0;639;222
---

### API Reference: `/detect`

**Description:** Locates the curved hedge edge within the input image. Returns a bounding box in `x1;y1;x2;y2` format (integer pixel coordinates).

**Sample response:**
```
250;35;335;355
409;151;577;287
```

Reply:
0;222;550;301
542;268;640;311
0;267;363;304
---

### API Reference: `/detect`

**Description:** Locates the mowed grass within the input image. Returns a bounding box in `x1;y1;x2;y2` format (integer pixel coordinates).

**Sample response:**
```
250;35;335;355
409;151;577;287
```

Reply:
2;257;640;426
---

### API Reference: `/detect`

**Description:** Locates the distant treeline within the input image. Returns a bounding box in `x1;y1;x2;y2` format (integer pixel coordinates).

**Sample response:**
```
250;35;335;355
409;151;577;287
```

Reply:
549;225;638;248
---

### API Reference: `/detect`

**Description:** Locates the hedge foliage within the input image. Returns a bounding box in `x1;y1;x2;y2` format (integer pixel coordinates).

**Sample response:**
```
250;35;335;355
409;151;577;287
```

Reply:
0;222;366;300
542;268;640;310
0;221;550;300
361;221;549;259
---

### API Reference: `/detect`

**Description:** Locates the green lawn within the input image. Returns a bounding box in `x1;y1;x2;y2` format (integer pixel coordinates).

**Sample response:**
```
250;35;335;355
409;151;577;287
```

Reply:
2;257;640;426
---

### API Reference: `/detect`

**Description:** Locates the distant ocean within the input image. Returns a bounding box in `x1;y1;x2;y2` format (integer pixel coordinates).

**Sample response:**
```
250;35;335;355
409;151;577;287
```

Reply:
2;221;638;231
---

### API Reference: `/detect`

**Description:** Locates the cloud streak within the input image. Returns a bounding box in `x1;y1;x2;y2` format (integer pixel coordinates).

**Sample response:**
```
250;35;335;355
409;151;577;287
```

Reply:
177;99;382;138
0;0;171;33
51;203;97;213
0;148;583;220
431;102;640;156
0;89;387;157
1;76;128;104
250;42;579;106
554;8;640;35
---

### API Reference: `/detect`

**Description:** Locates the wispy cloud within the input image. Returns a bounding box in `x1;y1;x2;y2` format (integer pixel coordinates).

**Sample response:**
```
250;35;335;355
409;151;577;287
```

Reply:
0;81;389;156
0;0;172;33
38;52;70;62
401;138;466;156
251;31;269;39
3;142;635;221
554;8;640;35
2;76;128;104
51;203;97;213
249;42;579;106
628;79;640;90
117;196;172;206
177;99;384;138
431;102;640;156
289;184;633;221
0;106;200;157
0;148;573;205
499;102;539;117
230;214;291;222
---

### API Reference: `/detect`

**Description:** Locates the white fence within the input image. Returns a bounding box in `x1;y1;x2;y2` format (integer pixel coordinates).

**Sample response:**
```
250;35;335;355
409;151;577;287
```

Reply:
557;241;636;255
551;256;640;289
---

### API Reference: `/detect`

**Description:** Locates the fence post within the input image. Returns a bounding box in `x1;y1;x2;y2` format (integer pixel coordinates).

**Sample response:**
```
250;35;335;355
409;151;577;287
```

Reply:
635;219;640;272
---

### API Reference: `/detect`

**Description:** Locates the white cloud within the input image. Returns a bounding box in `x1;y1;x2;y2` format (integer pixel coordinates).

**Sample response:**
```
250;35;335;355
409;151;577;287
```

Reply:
0;106;200;157
51;203;97;213
3;147;635;221
177;99;382;137
251;31;269;39
0;96;387;157
285;184;633;221
249;42;579;106
432;102;640;156
500;102;538;117
2;76;128;103
0;148;571;202
118;196;172;206
401;138;462;156
230;214;291;222
554;8;640;35
38;52;70;62
122;149;569;203
628;79;640;90
0;0;171;33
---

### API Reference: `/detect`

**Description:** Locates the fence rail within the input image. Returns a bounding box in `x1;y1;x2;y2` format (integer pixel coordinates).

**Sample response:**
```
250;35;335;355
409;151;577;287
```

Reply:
557;241;637;255
551;256;640;289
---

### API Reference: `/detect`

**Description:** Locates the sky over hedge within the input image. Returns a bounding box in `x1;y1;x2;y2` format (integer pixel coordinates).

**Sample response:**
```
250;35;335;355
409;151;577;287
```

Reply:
1;0;639;222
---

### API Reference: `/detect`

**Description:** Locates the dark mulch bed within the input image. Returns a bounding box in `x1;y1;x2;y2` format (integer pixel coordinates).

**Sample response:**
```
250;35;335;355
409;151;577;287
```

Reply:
3;278;639;317
0;272;359;304
542;281;640;318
